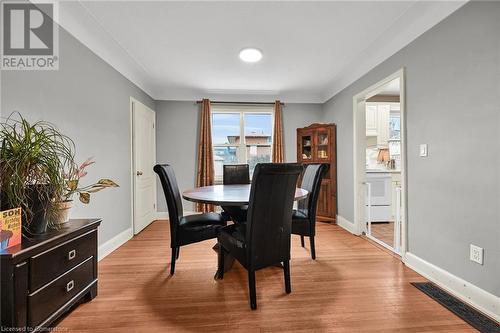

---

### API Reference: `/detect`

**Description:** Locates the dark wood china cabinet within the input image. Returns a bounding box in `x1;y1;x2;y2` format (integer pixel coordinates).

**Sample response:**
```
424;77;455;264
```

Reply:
297;123;337;222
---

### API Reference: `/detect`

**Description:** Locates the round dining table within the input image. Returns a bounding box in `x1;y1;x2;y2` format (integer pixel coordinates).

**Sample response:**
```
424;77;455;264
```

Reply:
182;184;309;206
182;184;309;277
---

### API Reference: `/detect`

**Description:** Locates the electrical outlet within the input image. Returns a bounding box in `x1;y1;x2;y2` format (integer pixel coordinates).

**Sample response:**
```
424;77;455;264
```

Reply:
419;144;428;157
470;244;483;265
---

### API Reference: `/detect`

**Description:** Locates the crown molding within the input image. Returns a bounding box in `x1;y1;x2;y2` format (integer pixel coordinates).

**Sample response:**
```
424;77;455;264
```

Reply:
53;1;157;98
153;86;324;103
321;0;468;102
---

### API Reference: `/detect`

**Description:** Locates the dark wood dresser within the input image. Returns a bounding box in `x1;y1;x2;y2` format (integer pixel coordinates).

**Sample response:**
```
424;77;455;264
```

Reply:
1;219;101;331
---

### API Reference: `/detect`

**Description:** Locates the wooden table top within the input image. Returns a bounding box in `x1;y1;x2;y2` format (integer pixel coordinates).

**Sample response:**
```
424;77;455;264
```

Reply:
182;184;308;206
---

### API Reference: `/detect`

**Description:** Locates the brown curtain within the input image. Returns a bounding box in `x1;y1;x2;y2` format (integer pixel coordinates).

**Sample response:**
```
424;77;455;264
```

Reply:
272;100;285;163
196;99;215;212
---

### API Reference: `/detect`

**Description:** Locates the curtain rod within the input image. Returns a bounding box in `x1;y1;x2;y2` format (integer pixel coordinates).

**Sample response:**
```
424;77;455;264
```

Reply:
195;100;284;106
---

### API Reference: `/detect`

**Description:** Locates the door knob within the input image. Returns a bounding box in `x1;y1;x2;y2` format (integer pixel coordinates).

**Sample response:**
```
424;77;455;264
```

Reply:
136;171;143;176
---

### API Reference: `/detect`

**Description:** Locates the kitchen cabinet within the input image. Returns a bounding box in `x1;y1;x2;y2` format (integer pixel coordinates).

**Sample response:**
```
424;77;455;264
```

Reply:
376;104;390;147
365;103;399;148
366;105;378;136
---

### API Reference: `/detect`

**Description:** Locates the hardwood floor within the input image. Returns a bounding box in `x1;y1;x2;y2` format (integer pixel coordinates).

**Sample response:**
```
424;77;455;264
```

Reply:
371;222;396;248
57;221;476;332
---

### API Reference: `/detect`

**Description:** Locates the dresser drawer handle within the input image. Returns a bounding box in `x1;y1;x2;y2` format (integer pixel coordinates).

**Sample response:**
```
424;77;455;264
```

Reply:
66;280;74;292
68;249;76;260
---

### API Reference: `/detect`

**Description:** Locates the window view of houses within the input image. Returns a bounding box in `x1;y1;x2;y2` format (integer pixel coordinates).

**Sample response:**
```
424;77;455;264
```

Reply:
212;111;272;179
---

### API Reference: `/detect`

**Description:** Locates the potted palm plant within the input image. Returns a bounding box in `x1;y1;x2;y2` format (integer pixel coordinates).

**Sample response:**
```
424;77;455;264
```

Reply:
0;113;74;234
0;113;119;232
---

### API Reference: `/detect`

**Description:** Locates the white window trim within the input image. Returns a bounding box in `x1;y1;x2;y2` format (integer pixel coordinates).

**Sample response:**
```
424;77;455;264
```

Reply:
211;104;274;183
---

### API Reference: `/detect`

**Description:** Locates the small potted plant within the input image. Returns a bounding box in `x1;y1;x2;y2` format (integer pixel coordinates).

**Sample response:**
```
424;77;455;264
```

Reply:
56;157;119;223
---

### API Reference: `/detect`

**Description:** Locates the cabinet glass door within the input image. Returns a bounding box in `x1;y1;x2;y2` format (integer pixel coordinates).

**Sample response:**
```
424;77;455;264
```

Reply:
316;131;329;160
300;133;313;160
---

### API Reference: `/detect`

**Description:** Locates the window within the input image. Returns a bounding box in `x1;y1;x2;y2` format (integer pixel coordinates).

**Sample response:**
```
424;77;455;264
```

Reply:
212;105;273;182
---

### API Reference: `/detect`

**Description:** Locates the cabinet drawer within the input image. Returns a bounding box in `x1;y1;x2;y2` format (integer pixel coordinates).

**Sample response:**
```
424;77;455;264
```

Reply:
30;230;96;291
28;257;94;327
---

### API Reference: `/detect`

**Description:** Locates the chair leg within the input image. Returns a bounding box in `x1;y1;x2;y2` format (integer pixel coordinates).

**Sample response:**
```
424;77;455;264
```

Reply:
217;244;225;279
310;236;316;260
283;260;291;294
300;235;305;247
176;247;180;259
170;247;177;275
248;270;257;310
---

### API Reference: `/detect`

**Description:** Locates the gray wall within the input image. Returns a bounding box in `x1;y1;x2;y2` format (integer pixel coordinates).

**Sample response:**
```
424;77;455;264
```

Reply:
322;1;499;296
155;101;199;212
282;103;324;163
1;27;155;246
155;101;323;212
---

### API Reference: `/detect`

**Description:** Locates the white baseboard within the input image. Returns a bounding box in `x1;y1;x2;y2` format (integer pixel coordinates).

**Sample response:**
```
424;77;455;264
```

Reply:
405;252;500;322
336;215;360;235
98;227;133;261
154;211;168;220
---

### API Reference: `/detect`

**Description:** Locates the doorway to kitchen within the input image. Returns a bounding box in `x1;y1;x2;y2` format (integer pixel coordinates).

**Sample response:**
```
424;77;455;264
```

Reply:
353;69;407;256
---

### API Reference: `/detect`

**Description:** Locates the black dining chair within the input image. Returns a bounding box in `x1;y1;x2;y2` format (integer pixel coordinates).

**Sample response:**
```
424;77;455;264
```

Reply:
223;164;250;185
292;163;328;260
217;163;302;310
154;164;226;275
221;164;250;223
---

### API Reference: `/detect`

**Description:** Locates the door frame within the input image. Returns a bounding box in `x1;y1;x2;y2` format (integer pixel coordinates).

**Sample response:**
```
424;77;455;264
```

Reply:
130;97;157;235
352;68;408;259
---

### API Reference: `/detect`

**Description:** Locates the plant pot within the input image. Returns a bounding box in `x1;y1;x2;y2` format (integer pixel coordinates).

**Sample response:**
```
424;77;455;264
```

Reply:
24;184;52;234
55;200;73;224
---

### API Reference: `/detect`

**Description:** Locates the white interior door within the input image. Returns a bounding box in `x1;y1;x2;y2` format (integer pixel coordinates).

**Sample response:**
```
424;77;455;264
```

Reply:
132;99;156;234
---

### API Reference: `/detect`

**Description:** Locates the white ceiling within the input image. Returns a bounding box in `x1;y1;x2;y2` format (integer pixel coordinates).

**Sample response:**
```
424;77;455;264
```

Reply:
55;1;467;103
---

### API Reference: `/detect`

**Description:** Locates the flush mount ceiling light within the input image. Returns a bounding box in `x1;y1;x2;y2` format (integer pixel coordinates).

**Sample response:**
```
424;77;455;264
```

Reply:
239;48;263;63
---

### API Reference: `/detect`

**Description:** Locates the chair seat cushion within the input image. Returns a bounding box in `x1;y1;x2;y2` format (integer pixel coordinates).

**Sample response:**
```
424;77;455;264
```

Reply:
292;210;313;236
180;212;225;228
177;212;226;246
292;209;308;221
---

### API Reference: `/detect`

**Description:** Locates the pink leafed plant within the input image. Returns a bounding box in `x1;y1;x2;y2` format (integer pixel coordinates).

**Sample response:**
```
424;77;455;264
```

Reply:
63;157;118;204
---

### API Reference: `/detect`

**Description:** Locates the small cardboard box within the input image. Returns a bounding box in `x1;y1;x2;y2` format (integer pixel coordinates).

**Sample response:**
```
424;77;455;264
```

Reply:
0;207;22;250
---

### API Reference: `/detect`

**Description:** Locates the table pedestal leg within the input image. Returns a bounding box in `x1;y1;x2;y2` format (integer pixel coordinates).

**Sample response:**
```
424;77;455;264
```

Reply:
213;243;235;279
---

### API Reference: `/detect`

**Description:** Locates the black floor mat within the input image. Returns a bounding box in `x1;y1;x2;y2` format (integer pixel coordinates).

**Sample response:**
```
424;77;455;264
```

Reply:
412;282;500;333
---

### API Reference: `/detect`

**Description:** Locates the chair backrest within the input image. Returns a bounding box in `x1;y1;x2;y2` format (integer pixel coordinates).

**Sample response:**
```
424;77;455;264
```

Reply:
245;163;302;270
223;164;250;185
297;164;328;224
153;164;183;245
